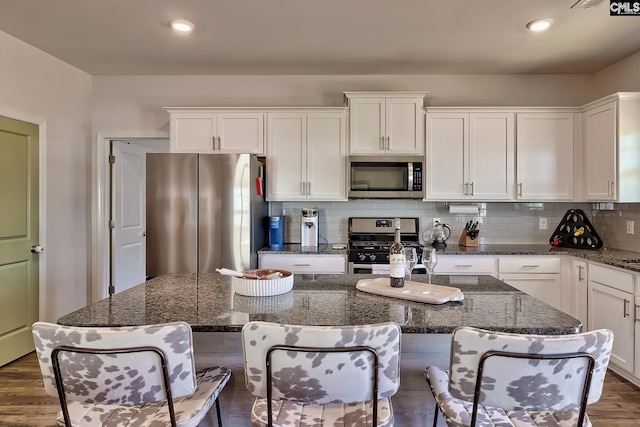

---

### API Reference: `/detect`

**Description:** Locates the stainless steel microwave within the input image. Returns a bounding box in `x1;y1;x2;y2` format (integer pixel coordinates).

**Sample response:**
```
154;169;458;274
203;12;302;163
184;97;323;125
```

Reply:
348;156;424;199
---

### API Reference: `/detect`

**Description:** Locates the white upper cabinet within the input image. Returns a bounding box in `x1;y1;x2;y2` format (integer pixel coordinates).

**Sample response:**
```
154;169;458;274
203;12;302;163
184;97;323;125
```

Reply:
583;93;640;202
425;110;514;200
344;92;426;155
166;108;265;154
267;110;347;201
515;112;576;200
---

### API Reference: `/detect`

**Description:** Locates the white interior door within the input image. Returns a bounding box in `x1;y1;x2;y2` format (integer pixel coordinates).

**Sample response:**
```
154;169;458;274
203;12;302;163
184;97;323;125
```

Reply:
111;141;160;293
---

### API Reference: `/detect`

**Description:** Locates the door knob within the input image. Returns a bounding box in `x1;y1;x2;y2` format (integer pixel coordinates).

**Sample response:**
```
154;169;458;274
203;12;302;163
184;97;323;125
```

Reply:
31;244;44;253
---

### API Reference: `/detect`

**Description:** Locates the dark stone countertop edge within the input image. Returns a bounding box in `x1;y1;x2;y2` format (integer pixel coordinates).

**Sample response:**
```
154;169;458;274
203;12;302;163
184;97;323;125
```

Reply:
260;243;640;273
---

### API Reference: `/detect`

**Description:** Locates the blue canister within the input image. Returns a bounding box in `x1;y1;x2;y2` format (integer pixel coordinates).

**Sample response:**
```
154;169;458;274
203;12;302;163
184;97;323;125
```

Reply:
268;216;285;249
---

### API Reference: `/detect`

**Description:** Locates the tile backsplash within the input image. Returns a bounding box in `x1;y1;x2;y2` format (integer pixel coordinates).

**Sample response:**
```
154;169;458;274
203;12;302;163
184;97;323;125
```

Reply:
269;201;640;253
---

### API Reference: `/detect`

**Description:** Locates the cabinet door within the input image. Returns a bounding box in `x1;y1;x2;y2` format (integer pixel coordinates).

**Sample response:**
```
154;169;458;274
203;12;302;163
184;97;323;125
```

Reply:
571;259;588;329
170;113;216;153
588;281;634;372
635;295;640;380
307;112;347;200
259;254;346;274
469;113;514;200
425;113;467;200
583;102;617;201
499;273;562;311
516;113;574;200
217;113;265;154
348;97;386;154
386;98;424;154
267;113;306;200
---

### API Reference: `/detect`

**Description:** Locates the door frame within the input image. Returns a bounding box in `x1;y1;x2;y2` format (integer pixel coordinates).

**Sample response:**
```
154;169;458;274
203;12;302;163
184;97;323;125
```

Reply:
0;106;47;320
92;132;168;302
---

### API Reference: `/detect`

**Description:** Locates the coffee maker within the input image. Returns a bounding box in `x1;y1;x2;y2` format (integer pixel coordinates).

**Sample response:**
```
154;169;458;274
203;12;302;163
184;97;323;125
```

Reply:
300;208;319;248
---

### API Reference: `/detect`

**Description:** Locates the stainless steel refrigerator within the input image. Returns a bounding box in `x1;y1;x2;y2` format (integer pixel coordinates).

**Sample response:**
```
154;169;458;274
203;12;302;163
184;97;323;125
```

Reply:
146;153;267;276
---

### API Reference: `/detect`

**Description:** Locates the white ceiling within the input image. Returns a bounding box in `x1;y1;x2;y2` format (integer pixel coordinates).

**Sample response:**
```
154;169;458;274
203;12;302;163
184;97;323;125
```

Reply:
1;0;639;76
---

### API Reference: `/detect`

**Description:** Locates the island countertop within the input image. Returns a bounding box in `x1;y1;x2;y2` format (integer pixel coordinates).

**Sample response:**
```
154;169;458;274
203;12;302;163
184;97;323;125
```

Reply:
58;273;581;334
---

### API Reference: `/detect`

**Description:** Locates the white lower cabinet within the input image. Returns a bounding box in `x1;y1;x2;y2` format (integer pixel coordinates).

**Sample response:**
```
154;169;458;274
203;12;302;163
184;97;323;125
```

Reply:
498;256;563;311
434;255;498;277
570;258;588;329
588;263;634;373
635;295;640;381
259;254;346;274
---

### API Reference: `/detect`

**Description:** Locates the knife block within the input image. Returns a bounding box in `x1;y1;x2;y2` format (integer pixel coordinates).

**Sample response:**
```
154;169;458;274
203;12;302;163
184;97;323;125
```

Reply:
459;229;479;247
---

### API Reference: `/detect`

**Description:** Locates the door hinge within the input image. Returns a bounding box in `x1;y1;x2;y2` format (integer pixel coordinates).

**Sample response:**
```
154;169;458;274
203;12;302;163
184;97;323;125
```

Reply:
109;155;115;164
109;220;115;229
109;285;116;295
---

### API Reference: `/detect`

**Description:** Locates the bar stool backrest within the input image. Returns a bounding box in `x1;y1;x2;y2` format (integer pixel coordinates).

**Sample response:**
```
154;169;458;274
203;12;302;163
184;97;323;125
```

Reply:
448;326;614;411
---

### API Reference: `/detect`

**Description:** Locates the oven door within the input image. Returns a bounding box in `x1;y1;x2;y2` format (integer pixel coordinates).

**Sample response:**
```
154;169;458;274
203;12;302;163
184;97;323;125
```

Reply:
348;262;426;274
348;263;375;274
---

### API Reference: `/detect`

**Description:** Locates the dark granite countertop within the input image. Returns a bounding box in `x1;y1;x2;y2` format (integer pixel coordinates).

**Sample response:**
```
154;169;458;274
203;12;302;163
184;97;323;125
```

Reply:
58;273;581;335
258;243;347;255
261;243;640;273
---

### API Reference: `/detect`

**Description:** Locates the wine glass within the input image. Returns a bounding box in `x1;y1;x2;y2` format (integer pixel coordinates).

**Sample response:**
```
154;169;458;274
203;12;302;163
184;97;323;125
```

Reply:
422;247;438;285
402;248;418;293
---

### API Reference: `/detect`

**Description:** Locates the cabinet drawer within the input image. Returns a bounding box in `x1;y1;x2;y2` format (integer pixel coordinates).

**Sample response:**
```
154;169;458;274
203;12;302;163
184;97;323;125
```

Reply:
589;262;634;294
435;256;497;275
259;254;346;274
498;256;561;273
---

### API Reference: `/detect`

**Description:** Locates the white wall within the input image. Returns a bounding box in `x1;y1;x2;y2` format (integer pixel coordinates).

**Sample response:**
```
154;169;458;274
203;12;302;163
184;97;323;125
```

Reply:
0;31;93;322
92;74;597;136
592;50;640;99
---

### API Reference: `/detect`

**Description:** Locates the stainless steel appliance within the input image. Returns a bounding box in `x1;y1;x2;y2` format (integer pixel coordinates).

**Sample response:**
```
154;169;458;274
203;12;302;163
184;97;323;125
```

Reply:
146;153;267;276
347;217;425;274
300;208;319;248
348;156;424;199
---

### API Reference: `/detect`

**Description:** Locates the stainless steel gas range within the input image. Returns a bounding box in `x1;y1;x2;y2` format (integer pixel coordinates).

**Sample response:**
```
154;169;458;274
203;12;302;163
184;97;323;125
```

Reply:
347;217;425;274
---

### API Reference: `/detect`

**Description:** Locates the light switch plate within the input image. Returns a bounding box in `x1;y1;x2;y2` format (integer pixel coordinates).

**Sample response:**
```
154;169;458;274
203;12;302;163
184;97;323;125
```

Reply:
432;218;440;228
539;218;548;230
627;220;634;234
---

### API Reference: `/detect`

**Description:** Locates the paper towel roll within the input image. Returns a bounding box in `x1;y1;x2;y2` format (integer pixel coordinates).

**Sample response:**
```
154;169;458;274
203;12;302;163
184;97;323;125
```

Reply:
448;204;479;214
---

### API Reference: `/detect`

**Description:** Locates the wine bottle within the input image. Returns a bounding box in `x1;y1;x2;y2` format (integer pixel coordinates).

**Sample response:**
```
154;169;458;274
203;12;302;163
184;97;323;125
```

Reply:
389;218;405;288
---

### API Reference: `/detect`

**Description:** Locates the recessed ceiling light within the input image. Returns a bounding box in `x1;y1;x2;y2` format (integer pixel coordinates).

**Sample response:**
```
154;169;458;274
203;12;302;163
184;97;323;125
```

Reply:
526;18;553;32
170;19;195;34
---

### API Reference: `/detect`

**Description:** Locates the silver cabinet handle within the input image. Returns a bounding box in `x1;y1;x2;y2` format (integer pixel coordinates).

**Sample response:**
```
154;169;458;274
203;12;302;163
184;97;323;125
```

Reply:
454;264;473;268
578;265;584;281
212;136;216;150
518;182;523;196
470;182;474;196
217;136;221;150
635;304;640;323
386;136;390;150
522;265;541;268
380;136;385;150
610;180;615;196
301;182;306;195
464;183;468;195
293;263;311;267
307;182;311;195
624;299;630;318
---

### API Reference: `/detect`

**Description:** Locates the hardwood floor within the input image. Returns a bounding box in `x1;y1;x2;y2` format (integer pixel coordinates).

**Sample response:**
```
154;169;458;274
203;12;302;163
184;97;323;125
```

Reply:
1;350;639;426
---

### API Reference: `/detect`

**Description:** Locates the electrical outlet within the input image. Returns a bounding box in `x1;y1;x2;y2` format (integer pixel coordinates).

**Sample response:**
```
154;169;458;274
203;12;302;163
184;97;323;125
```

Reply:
432;218;440;228
627;220;635;235
539;218;548;230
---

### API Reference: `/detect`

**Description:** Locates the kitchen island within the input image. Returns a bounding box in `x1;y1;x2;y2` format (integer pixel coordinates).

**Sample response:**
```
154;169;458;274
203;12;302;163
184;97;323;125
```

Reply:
58;273;581;334
56;273;583;426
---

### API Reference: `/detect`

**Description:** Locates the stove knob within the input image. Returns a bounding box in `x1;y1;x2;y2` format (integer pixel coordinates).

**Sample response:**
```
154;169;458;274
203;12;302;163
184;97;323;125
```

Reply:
385;254;390;261
358;253;367;262
369;254;377;261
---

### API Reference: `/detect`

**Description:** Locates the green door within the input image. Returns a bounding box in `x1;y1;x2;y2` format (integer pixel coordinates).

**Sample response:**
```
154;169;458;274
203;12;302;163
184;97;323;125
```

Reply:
0;116;39;367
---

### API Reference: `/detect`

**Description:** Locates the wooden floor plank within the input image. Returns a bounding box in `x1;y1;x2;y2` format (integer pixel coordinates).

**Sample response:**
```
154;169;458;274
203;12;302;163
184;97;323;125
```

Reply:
1;352;639;426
